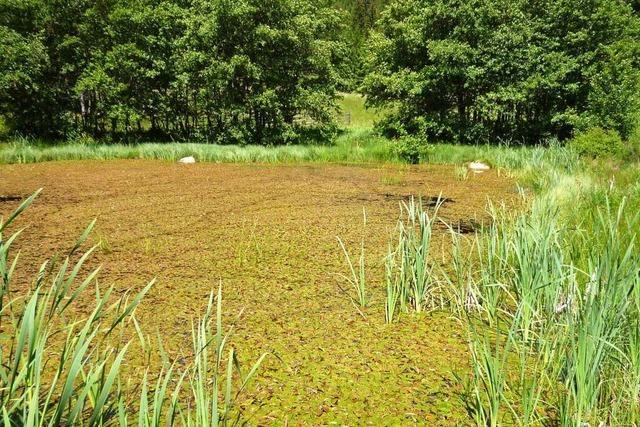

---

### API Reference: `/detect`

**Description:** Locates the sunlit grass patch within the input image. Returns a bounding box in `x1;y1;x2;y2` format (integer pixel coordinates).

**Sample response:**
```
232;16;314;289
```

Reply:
336;92;386;129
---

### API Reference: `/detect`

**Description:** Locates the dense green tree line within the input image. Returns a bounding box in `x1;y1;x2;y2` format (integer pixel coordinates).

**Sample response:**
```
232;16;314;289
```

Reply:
363;0;640;144
332;0;388;89
2;0;640;145
0;0;346;143
333;0;387;37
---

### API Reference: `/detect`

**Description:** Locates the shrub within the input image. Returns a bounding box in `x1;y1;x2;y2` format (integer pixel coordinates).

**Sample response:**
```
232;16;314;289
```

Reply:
568;127;627;159
394;135;431;164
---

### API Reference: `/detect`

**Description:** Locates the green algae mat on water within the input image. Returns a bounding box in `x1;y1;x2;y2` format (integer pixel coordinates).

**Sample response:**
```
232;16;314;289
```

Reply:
0;160;517;425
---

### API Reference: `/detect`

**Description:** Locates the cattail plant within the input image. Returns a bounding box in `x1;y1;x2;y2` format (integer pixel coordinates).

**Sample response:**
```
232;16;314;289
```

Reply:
337;208;368;309
384;197;442;318
452;194;640;426
384;244;401;323
0;191;266;426
0;189;154;425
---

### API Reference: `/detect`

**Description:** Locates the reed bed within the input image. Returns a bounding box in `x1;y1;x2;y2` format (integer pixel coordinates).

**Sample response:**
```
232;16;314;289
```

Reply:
333;143;640;424
451;193;640;425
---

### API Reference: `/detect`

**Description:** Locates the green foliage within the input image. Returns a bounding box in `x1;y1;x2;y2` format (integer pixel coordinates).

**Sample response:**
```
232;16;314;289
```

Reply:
331;0;389;90
333;0;386;35
363;0;640;144
394;135;431;164
0;22;49;135
629;122;640;158
0;0;346;144
568;127;627;159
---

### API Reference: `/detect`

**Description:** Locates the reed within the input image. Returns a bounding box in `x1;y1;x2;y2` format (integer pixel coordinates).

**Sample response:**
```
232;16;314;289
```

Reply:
337;209;369;309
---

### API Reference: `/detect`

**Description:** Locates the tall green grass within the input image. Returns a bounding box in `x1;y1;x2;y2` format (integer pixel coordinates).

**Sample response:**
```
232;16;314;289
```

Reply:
0;130;396;165
321;136;639;424
447;168;640;425
0;129;581;171
0;192;265;426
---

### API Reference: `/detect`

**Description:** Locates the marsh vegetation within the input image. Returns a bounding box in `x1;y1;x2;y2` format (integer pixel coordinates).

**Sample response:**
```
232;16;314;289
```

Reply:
2;0;640;425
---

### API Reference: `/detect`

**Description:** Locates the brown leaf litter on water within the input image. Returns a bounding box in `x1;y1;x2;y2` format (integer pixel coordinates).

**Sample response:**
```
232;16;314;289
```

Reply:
0;160;518;425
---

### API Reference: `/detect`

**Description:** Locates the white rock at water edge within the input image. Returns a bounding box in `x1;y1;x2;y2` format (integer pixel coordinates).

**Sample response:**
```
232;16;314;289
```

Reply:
468;161;490;172
178;156;196;164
